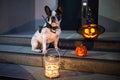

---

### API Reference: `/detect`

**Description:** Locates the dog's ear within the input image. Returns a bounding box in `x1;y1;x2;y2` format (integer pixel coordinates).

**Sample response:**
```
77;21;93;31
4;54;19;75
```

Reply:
56;6;62;14
45;6;51;16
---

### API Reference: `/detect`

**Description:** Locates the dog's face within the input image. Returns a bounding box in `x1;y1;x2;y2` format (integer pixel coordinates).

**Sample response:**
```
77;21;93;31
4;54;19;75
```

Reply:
45;6;62;28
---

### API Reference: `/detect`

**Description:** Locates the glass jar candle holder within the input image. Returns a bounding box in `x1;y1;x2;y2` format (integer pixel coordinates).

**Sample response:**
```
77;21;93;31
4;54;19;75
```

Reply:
44;48;60;79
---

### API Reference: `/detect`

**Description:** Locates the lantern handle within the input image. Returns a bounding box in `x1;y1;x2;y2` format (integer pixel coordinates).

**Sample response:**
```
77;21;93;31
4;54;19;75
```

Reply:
44;48;60;62
56;48;61;62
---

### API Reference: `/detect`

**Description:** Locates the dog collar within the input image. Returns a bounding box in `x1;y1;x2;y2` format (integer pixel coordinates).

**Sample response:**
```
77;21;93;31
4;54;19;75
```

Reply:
45;23;59;33
50;26;59;33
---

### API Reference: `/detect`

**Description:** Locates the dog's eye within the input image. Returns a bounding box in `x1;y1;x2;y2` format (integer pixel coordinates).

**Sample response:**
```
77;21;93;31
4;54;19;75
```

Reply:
56;14;61;21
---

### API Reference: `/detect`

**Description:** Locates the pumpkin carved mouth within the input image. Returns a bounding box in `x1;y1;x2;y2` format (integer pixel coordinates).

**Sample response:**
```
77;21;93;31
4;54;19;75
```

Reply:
76;44;87;57
83;34;98;38
81;24;99;39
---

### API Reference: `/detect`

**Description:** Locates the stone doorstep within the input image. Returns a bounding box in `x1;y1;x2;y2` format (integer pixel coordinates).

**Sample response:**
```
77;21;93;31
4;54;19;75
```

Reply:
0;32;120;51
0;36;120;52
0;50;120;76
0;63;120;80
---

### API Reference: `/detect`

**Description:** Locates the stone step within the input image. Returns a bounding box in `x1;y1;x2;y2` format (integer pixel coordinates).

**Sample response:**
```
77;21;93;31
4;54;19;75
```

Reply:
0;44;120;76
0;32;120;52
0;63;120;80
0;35;31;46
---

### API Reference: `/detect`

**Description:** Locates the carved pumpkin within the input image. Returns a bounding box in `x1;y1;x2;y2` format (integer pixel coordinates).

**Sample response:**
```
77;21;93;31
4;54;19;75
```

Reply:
75;44;87;57
82;24;99;39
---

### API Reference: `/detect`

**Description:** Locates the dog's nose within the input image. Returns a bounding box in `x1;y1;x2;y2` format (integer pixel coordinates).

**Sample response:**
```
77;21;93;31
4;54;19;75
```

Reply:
51;16;56;22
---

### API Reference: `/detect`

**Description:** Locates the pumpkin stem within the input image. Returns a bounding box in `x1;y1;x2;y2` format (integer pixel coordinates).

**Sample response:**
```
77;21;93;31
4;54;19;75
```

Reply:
79;44;83;46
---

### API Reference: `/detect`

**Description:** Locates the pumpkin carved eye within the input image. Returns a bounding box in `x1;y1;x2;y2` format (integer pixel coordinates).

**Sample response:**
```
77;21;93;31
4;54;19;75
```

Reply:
84;28;89;34
90;28;95;33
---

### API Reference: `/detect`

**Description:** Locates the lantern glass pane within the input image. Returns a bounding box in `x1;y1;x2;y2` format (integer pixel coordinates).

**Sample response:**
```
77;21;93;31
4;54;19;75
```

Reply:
44;48;60;78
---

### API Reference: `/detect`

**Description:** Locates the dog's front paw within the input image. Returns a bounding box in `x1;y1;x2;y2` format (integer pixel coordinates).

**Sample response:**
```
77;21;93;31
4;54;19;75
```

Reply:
55;47;61;51
32;49;42;53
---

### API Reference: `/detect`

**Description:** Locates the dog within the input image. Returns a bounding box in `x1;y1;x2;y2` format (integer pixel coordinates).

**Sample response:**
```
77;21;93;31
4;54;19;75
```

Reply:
31;5;62;53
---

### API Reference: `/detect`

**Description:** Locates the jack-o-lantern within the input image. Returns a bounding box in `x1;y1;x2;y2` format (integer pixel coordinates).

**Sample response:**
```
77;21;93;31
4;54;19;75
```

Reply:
75;44;87;57
81;24;99;39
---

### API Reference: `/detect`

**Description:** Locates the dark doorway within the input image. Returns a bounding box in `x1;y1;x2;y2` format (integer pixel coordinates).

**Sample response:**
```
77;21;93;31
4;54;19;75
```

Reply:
58;0;82;30
58;0;99;31
87;0;99;25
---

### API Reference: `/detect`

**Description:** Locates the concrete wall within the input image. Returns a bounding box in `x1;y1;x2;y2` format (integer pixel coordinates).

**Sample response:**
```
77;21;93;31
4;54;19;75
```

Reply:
0;0;120;34
0;0;58;34
0;0;35;34
98;0;120;32
35;0;58;29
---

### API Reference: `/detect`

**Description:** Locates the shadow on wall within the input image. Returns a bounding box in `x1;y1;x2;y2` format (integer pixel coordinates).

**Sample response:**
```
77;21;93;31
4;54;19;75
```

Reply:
35;19;45;30
99;15;120;32
3;20;35;35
